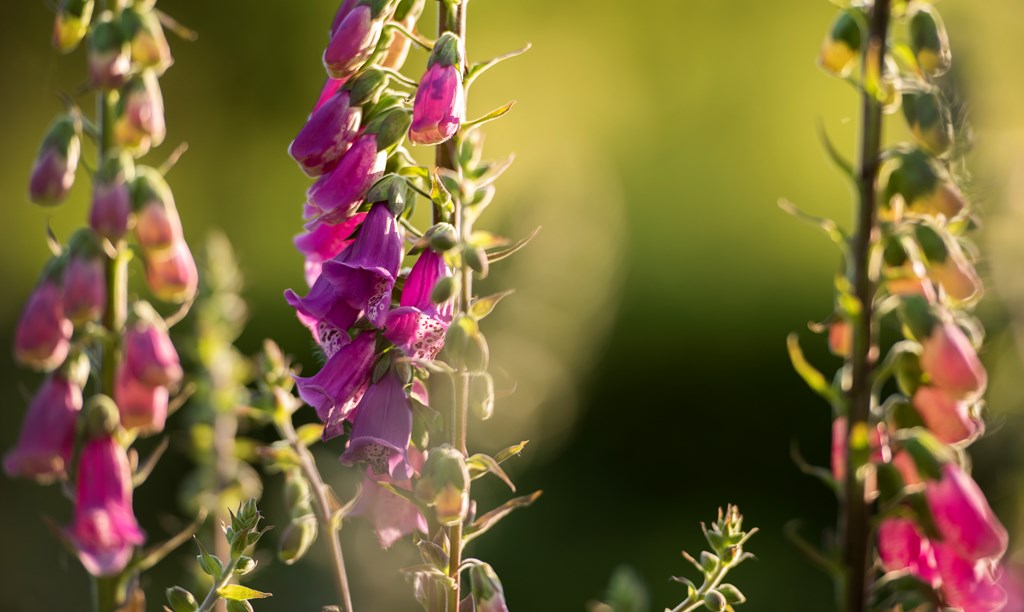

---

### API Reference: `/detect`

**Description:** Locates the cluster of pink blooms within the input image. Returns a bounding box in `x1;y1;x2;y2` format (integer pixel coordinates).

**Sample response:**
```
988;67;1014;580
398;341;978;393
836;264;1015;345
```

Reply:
284;0;467;549
7;0;191;579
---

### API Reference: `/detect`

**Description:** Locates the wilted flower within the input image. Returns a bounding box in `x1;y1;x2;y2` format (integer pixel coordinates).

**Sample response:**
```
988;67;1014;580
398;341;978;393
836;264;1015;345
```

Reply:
15;275;73;372
3;361;85;482
339;369;414;481
925;463;1008;563
410;33;465;145
145;240;198;303
29;114;81;206
289;90;362;177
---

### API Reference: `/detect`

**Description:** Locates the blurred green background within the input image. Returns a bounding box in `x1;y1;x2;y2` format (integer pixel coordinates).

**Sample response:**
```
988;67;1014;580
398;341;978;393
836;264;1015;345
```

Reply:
3;1;1024;610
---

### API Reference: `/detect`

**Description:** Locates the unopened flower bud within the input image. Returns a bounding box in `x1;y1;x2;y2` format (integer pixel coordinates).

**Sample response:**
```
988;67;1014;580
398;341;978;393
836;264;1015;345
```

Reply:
132;166;182;253
926;463;1007;562
165;586;198;612
115;363;168;433
416;445;470;526
124;304;182;387
15;270;73;371
819;11;862;77
903;91;952;156
886;149;965;219
828;319;852;357
289;90;362;176
913;223;981;302
88;12;130;89
225;601;254;612
121;5;172;73
29;113;81;206
431;275;457;305
114;71;166;155
469;563;509;612
909;3;951;77
84;394;121;439
53;0;94;53
703;590;727;612
278;515;318;565
145;240;198;303
915;314;986;399
323;3;384;79
90;152;134;242
410;33;466;145
425;222;459;251
364;107;412;152
306;134;387;220
283;470;313;518
63;230;107;324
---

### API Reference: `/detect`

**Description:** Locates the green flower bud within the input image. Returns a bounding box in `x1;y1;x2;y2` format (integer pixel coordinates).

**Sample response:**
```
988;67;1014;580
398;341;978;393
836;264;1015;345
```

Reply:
819;11;862;78
416;445;470;526
225;601;254;612
165;586;198;612
902;91;952;156
703;590;727;612
84;394;120;439
717;584;746;605
431;275;457;305
909;4;951;77
278;515;318;565
53;0;94;53
425;222;459;252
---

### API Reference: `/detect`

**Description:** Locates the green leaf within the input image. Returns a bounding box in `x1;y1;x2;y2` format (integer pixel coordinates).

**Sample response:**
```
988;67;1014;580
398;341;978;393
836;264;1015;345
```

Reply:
818;120;855;180
467;453;516;491
493;440;529;464
786;333;840;406
778;199;849;252
487;226;541;263
430;171;454;214
468;290;515;320
194;537;223;578
463;491;542;544
463;101;517;131
216;585;272;601
465;43;532;90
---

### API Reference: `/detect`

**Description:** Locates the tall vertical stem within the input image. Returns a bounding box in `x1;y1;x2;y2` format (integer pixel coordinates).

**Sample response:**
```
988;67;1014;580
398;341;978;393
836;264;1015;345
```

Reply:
843;1;890;611
437;3;468;610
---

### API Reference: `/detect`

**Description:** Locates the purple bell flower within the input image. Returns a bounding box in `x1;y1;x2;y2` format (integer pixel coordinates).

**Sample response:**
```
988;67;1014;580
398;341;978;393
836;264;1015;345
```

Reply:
15;277;73;372
295;211;366;287
3;370;83;482
63;232;107;325
385;249;454;361
306;134;386;224
289;90;362;177
29;114;81;206
339;369;414;481
323;4;382;79
294;331;377;438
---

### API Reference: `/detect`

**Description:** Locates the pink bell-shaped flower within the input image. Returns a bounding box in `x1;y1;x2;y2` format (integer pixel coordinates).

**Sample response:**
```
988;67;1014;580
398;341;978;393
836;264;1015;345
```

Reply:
925;463;1008;563
410;33;465;145
15;273;73;372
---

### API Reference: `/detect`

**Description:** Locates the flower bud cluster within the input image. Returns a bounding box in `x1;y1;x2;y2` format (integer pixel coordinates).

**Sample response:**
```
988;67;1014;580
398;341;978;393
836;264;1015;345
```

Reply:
806;3;1007;609
8;0;194;587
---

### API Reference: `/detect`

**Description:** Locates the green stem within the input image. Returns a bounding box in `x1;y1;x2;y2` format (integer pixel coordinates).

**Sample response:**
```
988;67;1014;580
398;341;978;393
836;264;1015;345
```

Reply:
842;1;891;611
436;2;469;610
276;414;354;612
195;556;240;612
669;557;745;612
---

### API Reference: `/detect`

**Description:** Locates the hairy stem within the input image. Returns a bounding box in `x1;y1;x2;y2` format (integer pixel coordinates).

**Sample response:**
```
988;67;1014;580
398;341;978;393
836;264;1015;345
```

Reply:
276;415;353;612
437;1;469;610
670;558;746;612
195;556;240;612
842;1;891;611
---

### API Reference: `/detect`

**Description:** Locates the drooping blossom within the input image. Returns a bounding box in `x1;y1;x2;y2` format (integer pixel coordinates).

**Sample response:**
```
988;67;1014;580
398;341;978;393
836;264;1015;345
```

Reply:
67;433;145;576
295;212;365;287
339;369;414;481
924;463;1008;563
28;114;80;205
63;230;106;325
323;4;383;79
410;33;465;146
114;71;166;155
15;276;73;372
145;240;198;304
90;154;134;242
123;316;182;387
911;386;982;445
933;542;1007;612
306;134;387;222
114;362;169;433
132;167;183;254
289;90;362;177
920;320;987;399
3;371;83;482
877;517;940;588
384;249;454;361
294;331;377;438
351;447;427;548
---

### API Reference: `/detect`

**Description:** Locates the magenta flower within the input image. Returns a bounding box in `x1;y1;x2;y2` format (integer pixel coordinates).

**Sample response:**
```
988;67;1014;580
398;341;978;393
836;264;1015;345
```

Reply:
29;114;80;205
351;448;428;548
286;275;362;347
323;4;382;79
410;32;464;145
933;542;1007;612
877;518;940;587
339;369;414;481
3;373;82;482
314;77;347;113
294;331;377;438
321;202;404;326
67;434;145;577
289;90;362;177
15;278;73;371
385;249;454;361
295;211;366;287
89;159;133;242
925;463;1008;563
331;0;358;37
63;240;106;325
115;363;169;433
920;320;987;399
134;197;182;255
123;318;182;387
145;240;198;304
306;134;386;223
911;386;982;445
